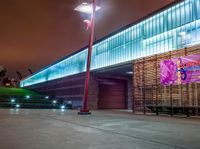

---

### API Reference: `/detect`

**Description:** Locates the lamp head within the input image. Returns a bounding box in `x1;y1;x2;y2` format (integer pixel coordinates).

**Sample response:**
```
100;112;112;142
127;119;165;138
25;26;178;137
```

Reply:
74;2;101;14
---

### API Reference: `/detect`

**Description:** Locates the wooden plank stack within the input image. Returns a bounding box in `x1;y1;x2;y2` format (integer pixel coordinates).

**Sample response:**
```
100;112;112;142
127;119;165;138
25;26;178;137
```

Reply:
133;45;200;115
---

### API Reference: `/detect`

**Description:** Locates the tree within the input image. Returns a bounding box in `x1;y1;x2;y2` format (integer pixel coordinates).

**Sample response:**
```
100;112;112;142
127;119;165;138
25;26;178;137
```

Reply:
0;66;7;82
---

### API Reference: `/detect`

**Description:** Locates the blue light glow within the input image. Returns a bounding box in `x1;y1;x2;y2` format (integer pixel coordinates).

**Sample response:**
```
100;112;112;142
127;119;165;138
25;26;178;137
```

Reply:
52;100;57;104
15;104;20;108
60;105;65;109
11;99;15;103
26;95;30;99
20;0;200;87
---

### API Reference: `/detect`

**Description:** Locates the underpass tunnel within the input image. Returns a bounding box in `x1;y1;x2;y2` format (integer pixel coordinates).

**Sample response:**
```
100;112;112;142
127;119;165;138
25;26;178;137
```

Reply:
91;63;133;110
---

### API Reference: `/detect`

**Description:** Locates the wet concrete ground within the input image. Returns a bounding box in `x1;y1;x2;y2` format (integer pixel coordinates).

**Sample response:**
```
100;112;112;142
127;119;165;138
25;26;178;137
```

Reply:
0;109;200;149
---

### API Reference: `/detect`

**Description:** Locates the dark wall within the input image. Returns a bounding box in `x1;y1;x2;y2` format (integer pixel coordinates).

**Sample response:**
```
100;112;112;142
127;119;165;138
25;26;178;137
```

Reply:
26;73;86;108
25;72;132;110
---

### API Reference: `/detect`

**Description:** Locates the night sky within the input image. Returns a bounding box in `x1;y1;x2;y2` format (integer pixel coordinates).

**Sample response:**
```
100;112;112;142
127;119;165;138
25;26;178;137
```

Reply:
0;0;174;79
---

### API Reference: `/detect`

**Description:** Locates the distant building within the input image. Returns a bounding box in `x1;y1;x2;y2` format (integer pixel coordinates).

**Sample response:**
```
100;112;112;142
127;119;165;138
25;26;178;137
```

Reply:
20;0;200;115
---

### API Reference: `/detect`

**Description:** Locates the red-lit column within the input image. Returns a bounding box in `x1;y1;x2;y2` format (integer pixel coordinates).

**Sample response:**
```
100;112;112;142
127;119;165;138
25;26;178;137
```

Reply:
79;0;96;114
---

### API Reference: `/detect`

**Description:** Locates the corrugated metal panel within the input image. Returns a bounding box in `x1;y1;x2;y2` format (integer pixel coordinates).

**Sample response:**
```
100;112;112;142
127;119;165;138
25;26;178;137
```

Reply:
98;79;126;109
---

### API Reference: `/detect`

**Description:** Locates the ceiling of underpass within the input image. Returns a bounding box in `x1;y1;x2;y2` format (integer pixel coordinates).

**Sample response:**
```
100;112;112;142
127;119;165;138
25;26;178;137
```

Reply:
92;63;133;78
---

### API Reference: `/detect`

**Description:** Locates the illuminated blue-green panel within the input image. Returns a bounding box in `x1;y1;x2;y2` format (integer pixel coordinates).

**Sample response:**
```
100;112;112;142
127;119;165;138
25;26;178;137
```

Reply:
21;50;87;87
20;0;200;87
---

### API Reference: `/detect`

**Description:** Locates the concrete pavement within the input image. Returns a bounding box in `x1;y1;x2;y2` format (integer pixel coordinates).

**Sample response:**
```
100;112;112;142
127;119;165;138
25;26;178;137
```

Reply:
0;109;200;149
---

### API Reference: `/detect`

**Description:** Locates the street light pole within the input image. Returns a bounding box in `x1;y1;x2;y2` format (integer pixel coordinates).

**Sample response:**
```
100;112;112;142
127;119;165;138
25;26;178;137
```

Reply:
78;0;96;115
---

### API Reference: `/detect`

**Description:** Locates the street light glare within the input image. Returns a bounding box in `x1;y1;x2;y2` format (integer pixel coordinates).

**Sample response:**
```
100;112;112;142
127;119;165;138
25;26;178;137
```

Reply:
74;2;101;14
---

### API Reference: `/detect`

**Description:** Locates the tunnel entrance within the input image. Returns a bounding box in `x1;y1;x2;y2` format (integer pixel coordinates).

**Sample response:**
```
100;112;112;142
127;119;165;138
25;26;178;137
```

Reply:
92;63;133;110
98;78;126;109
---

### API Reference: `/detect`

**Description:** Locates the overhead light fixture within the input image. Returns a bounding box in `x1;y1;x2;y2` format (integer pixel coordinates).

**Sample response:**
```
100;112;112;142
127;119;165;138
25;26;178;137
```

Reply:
126;71;133;74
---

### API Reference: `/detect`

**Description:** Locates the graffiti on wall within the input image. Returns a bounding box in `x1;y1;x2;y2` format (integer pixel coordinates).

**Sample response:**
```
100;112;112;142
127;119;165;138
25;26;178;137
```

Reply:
160;54;200;85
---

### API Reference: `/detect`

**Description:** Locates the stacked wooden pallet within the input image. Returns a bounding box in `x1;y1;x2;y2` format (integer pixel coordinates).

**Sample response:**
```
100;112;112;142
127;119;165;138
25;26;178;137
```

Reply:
132;45;200;115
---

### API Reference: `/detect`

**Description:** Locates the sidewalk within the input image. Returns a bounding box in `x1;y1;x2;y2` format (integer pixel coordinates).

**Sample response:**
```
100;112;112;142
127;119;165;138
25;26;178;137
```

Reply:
0;109;199;149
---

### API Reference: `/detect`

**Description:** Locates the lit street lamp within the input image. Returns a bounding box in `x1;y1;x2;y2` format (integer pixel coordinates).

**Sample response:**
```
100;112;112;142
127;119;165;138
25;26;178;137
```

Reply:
75;0;101;115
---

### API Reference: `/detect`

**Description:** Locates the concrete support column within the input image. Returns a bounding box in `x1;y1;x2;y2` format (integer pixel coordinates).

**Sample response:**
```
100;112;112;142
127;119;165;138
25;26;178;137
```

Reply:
88;73;99;110
127;77;133;110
